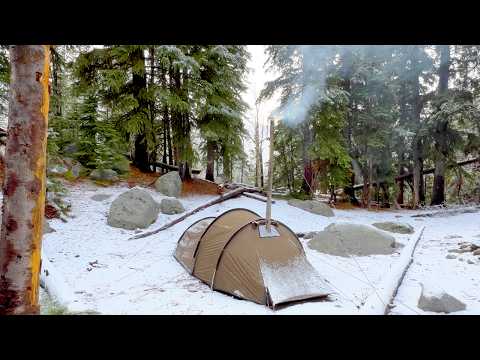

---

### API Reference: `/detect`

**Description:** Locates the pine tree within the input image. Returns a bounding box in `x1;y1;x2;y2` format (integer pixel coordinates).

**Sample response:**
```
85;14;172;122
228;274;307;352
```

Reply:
196;45;249;182
74;45;155;172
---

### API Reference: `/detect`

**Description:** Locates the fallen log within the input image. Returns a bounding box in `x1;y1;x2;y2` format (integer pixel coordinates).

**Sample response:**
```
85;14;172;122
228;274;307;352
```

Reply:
395;157;479;182
411;205;480;218
359;227;425;315
352;158;480;191
242;192;275;204
129;187;262;240
154;161;201;175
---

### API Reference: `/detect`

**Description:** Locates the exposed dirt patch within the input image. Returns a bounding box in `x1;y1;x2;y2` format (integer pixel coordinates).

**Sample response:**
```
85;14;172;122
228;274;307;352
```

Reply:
181;178;223;196
126;165;159;188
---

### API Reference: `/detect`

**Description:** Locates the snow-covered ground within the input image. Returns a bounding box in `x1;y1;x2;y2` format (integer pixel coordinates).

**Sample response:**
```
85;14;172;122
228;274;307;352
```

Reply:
39;181;480;315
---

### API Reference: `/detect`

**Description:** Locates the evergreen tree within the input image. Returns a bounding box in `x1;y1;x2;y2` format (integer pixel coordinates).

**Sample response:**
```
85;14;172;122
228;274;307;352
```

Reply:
74;45;155;172
196;45;249;182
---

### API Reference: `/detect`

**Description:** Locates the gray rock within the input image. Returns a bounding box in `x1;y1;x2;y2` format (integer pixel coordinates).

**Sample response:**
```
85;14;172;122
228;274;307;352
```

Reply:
472;249;480;256
372;221;414;234
90;169;119;182
90;194;112;202
107;188;160;230
43;219;55;234
467;259;476;265
308;223;397;257
63;143;79;155
71;163;86;178
449;247;472;254
154;171;182;198
62;157;75;167
287;199;334;217
160;198;185;215
303;231;321;240
417;283;466;313
446;254;457;259
459;257;465;262
448;248;471;254
48;164;69;176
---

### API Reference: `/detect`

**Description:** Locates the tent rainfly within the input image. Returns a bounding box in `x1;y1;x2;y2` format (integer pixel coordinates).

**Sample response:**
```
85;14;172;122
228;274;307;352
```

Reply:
174;208;332;308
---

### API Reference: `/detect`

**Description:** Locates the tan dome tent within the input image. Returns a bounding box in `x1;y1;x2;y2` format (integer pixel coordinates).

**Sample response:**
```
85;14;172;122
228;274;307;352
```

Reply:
174;208;332;308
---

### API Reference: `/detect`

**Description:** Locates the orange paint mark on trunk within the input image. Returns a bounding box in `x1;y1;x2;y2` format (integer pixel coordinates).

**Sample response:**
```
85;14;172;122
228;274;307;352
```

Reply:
28;45;50;308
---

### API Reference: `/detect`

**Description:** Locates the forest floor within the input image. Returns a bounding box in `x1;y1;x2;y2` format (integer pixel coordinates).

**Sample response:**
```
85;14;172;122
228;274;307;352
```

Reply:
35;179;480;315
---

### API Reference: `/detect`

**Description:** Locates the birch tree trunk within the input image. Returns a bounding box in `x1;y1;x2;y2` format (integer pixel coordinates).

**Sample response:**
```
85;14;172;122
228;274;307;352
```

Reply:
0;45;50;315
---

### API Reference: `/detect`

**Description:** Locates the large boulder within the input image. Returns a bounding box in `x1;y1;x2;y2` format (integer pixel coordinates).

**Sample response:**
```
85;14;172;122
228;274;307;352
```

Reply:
160;198;185;215
372;221;414;234
287;199;334;217
417;282;466;313
308;223;397;257
154;171;182;198
90;169;119;182
107;188;160;230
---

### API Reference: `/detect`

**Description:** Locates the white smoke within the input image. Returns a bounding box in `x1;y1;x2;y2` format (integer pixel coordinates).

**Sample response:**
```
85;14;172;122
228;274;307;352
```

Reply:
273;45;387;126
274;45;337;126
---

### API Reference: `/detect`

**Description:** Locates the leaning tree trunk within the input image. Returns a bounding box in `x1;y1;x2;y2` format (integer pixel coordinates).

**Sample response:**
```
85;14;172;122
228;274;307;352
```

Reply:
205;140;215;182
0;45;50;315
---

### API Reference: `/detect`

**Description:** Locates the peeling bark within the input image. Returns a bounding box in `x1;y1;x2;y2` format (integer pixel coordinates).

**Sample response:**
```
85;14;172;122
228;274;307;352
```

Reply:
0;45;50;315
